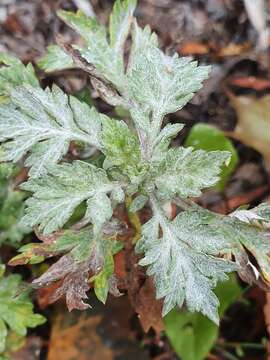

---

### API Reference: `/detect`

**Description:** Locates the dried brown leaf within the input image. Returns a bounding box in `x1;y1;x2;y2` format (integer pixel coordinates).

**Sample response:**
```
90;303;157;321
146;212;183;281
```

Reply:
135;278;164;334
48;315;114;360
229;94;270;168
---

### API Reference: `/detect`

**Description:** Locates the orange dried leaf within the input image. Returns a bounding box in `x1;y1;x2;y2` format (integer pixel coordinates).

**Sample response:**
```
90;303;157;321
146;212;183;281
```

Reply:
179;41;209;55
229;76;270;91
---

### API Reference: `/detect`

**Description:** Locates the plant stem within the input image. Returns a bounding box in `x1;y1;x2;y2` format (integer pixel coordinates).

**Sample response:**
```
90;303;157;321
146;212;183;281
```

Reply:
215;347;239;360
172;197;192;210
125;195;142;244
217;340;266;350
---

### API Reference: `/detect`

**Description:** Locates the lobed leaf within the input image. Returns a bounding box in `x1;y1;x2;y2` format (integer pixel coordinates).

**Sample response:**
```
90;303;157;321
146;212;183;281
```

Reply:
165;275;242;360
0;53;39;103
4;0;269;325
109;0;137;53
127;45;210;127
0;85;104;177
153;147;231;199
0;163;30;247
0;266;45;354
136;199;237;323
53;2;210;145
56;1;137;91
12;229;123;310
102;117;143;181
37;45;75;72
231;202;270;226
21;161;123;234
0;190;30;247
184;123;238;191
174;207;270;291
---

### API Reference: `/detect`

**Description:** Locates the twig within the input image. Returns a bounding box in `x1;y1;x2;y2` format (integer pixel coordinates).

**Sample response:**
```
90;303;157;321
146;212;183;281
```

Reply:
125;195;142;244
215;347;239;360
172;197;192;210
217;340;266;350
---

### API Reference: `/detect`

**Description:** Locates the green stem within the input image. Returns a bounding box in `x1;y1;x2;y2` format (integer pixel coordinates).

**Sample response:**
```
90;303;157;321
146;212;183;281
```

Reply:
215;347;239;360
217;340;266;350
125;195;142;244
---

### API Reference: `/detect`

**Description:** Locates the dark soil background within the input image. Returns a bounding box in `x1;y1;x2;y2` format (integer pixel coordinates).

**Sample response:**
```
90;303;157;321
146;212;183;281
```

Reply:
1;0;270;359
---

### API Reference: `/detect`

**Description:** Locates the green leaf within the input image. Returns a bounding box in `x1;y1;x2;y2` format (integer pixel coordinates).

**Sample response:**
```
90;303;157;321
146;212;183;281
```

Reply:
109;0;137;53
86;193;113;235
0;163;29;247
9;243;46;266
102;117;143;181
0;270;45;355
136;198;237;323
127;45;210;121
21;161;123;234
74;86;93;107
37;45;75;72
57;10;105;44
58;1;136;91
2;331;25;358
2;0;270;326
175;207;270;290
231;202;270;226
152;123;185;159
0;84;104;177
0;190;30;247
93;240;123;303
165;275;242;360
0;319;7;354
58;10;124;89
129;194;148;213
16;229;123;310
154;147;231;199
129;20;158;62
9;228;93;266
184;124;238;190
0;53;39;102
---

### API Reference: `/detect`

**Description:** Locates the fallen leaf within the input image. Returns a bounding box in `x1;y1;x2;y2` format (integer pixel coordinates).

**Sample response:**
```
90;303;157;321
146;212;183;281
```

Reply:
227;185;269;211
217;42;251;56
135;278;164;334
179;41;209;55
229;77;270;91
125;249;164;334
48;315;114;360
48;295;149;360
3;14;24;33
229;93;270;169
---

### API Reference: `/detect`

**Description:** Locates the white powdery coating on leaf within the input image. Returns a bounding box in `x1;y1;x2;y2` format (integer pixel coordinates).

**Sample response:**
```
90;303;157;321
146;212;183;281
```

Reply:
0;85;103;178
154;147;231;199
136;204;237;324
21;161;123;234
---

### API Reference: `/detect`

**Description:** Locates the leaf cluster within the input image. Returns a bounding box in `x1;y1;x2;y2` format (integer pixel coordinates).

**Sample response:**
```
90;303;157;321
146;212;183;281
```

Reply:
0;163;30;247
0;0;270;323
0;265;45;358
